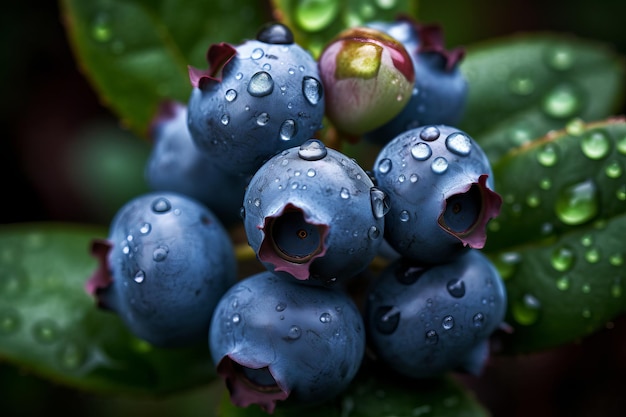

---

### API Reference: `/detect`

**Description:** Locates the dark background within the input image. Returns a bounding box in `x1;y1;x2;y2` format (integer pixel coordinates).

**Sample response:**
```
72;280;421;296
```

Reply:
1;0;625;416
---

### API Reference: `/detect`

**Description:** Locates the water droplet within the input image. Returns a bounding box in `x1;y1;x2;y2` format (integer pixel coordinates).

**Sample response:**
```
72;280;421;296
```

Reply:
609;253;623;266
539;178;552;190
319;312;332;323
581;283;591;294
368;225;380;239
232;313;241;324
584;248;600;263
374;306;400;334
546;46;574;71
152;245;169;262
152;197;171;213
225;89;237;102
256;112;270;126
378;158;392;173
526;192;541;208
235;72;243;80
279;119;296;141
542;84;582;119
57;342;86;371
611;280;622;298
420;126;440;141
442;315;454;330
134;270;145;284
399;210;410;222
248;71;274;97
551;245;575;271
0;308;20;335
425;329;439;344
447;279;466;298
555;179;598;225
251;48;264;60
537;143;559;167
287;325;301;340
605;161;622;178
33;319;61;344
91;17;113;42
302;76;323;105
617;185;626;201
298;139;327;160
253;198;261;207
445;132;472;156
276;303;286;312
409;173;419;183
294;0;339;32
556;276;570;291
493;252;521;280
512;293;541;326
431;157;448;174
340;188;350;199
509;73;535;96
581;129;611;160
566;118;585;136
370;187;390;219
139;223;151;234
472;312;485;327
411;142;432;161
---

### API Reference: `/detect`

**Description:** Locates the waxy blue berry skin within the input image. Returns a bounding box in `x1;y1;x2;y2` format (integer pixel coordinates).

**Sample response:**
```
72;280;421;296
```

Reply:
242;139;386;285
365;249;507;379
86;192;237;347
187;23;325;178
364;18;468;145
373;125;502;265
209;270;365;413
145;100;248;227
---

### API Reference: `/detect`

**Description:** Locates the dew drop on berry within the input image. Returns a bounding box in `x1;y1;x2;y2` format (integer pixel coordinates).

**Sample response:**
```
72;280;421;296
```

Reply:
410;143;432;161
287;325;301;340
319;312;332;323
221;114;230;125
442;315;455;330
473;312;485;327
275;303;286;312
446;279;466;298
225;89;237;102
248;71;274;97
374;306;400;334
133;270;145;284
340;188;350;199
370;187;390;219
139;223;151;234
425;329;439;344
302;76;323;105
152;197;171;213
431;157;449;174
152;245;169;262
378;158;392;174
445;132;472;156
368;225;380;240
279;119;297;141
256;112;270;126
399;210;410;222
420;126;440;141
251;48;264;60
298;139;327;160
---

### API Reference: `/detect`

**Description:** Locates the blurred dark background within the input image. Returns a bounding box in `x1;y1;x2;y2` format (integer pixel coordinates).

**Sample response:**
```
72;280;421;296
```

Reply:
1;0;625;416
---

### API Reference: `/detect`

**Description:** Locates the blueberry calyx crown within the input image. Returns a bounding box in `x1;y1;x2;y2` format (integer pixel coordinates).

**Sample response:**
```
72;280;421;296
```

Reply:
438;174;503;248
188;42;237;89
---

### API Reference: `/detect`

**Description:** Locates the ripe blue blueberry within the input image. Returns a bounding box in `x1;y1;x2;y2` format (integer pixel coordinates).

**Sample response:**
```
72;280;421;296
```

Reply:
242;139;386;285
209;270;365;413
364;17;468;145
373;125;502;265
365;249;507;379
144;100;248;227
86;192;237;347
187;22;325;177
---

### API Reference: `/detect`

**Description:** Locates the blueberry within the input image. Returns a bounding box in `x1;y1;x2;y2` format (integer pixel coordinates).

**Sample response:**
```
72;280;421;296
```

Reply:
144;100;248;227
86;192;237;347
318;26;415;137
209;270;365;413
242;139;386;285
365;249;507;379
364;17;468;145
187;23;325;177
373;125;502;264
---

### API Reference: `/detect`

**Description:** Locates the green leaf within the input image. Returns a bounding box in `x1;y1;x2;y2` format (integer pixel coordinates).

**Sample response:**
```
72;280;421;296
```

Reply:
0;223;215;395
59;0;271;136
460;32;626;163
270;0;419;58
485;118;626;353
217;365;488;417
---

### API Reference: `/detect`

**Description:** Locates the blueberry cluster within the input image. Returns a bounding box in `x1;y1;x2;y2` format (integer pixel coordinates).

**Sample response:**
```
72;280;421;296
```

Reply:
86;18;508;415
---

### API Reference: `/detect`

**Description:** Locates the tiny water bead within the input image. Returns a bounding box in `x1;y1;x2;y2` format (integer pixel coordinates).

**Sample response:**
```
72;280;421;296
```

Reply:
279;119;297;141
378;157;392;173
556;276;570;291
302;76;323;105
542;83;583;119
287;325;302;340
133;270;146;284
508;73;535;96
152;245;169;262
256;112;270;126
425;329;439;344
398;210;410;222
151;197;171;213
584;247;600;264
431;157;449;174
551;245;576;272
221;114;230;125
248;71;274;97
545;45;575;71
581;129;612;160
91;16;113;43
411;142;432;161
319;312;332;323
370;187;390;219
0;308;21;335
446;279;466;298
441;315;455;330
32;319;62;344
512;293;541;326
225;89;237;102
251;47;264;60
566;118;586;136
420;126;440;141
139;223;151;234
298;139;327;160
554;179;599;225
473;312;485;328
57;342;86;371
537;143;559;167
445;132;472;156
605;161;623;178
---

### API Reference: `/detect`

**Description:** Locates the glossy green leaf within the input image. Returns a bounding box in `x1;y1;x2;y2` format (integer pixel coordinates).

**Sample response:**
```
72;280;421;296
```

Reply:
485;118;626;353
0;223;215;395
270;0;419;58
460;33;626;163
59;0;271;136
217;365;488;417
